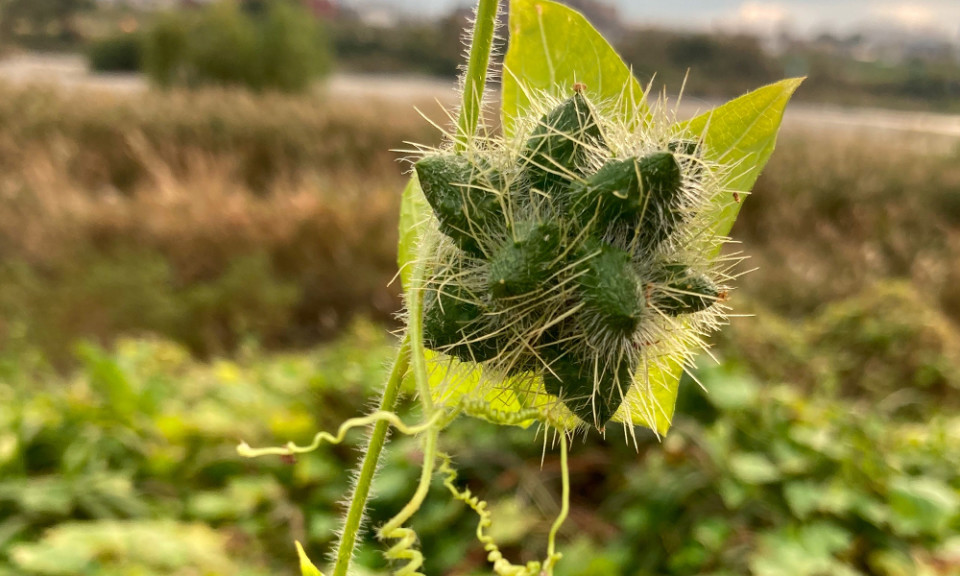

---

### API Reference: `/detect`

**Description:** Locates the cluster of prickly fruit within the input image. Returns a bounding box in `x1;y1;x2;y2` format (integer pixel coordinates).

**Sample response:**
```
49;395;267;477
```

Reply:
415;86;726;431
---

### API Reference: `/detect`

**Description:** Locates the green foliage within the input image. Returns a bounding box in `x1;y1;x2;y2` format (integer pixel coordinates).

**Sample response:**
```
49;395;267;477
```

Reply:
9;521;260;576
141;1;331;93
501;0;645;134
141;11;190;88
0;249;300;362
1;290;959;575
259;0;332;93
188;1;261;89
0;322;397;575
86;32;142;73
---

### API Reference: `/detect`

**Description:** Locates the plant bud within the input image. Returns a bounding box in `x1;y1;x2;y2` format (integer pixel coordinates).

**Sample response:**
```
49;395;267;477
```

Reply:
543;351;632;428
576;240;644;337
488;221;563;300
423;282;500;362
521;91;605;192
416;154;503;258
653;265;720;316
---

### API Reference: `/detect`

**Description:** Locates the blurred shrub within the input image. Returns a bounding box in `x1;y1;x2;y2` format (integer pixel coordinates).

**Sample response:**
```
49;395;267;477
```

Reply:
142;11;190;88
87;32;142;73
188;1;261;89
724;281;960;412
142;1;332;93
812;282;960;401
259;0;333;93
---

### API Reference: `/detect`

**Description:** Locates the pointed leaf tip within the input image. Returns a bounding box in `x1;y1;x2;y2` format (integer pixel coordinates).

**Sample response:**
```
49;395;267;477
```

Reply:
296;541;325;576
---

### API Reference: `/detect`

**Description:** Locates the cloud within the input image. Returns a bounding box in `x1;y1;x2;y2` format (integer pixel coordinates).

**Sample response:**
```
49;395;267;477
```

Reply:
870;3;937;29
715;2;792;34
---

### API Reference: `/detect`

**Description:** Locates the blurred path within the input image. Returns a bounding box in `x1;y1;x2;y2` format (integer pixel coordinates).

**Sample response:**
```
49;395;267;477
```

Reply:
2;53;959;142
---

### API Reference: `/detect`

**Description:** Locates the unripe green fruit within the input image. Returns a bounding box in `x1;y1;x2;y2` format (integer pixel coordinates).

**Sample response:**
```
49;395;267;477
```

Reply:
543;351;631;428
488;221;563;300
569;151;683;247
522;91;605;192
423;282;501;362
577;240;643;336
416;154;503;258
654;265;720;316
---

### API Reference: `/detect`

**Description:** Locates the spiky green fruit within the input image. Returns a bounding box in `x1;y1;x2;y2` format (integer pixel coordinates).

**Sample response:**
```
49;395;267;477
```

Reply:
569;151;683;246
488;221;563;300
542;351;632;429
521;91;605;192
577;241;643;337
654;265;720;316
416;154;503;258
423;282;500;362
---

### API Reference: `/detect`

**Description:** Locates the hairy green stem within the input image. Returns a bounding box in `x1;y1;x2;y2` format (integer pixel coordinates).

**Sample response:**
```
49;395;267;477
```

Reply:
331;337;410;576
330;1;500;572
455;0;500;151
379;427;440;536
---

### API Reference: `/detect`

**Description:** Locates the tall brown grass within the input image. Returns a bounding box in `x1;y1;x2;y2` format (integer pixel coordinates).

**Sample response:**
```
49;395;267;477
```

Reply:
2;82;959;365
0;83;442;360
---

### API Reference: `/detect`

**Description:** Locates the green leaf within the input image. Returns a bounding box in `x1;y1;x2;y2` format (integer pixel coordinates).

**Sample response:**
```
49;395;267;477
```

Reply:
296;541;324;576
397;175;428;291
729;453;781;485
682;78;804;245
887;476;958;538
501;0;645;136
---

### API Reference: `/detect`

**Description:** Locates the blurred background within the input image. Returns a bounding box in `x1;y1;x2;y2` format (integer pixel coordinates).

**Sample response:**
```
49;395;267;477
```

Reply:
0;0;958;575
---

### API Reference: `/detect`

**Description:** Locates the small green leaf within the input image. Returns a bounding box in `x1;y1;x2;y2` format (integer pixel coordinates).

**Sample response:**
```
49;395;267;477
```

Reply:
296;541;324;576
729;453;781;485
397;175;429;291
887;476;958;538
502;0;645;136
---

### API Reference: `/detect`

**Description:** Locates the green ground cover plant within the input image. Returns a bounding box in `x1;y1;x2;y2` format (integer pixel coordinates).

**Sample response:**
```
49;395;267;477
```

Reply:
2;309;957;575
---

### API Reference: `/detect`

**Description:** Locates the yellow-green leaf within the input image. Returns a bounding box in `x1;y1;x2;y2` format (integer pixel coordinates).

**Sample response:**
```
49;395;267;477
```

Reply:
683;78;804;245
397;175;428;291
296;541;324;576
502;0;645;136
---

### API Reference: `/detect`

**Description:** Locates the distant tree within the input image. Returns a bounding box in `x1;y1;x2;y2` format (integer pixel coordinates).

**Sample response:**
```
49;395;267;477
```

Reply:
141;0;332;93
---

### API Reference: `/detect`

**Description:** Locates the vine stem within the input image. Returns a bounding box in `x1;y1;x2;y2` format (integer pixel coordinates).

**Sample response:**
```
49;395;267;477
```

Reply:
456;0;500;152
329;2;500;573
331;337;410;576
544;432;570;574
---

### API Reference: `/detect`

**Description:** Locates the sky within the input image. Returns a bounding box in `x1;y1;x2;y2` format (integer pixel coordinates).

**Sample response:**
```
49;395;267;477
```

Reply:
344;0;960;40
